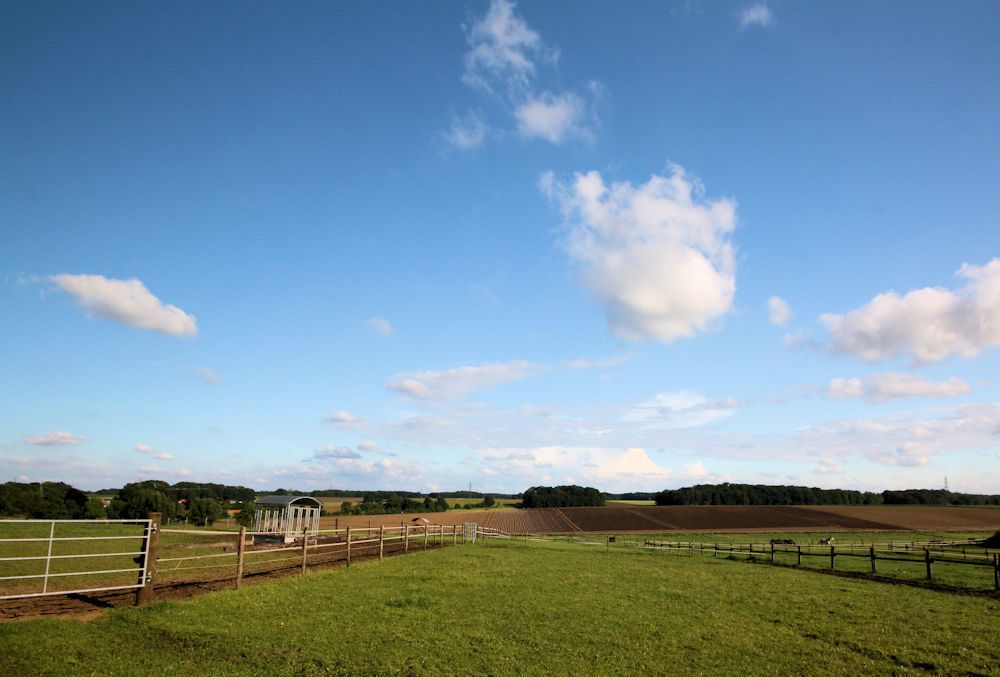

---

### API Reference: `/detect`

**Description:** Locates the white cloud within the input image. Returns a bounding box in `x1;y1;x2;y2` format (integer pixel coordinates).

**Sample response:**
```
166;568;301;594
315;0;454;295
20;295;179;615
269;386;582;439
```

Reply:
623;391;738;429
543;165;737;342
588;448;671;481
388;360;543;400
193;367;220;384
135;443;173;460
324;411;359;424
828;372;971;403
682;462;709;479
51;274;197;337
827;377;865;399
816;458;843;474
314;446;361;460
442;111;489;150
452;0;599;146
515;91;589;144
767;296;792;326
462;0;550;97
366;317;394;337
821;259;1000;363
24;431;86;446
875;442;934;467
739;3;773;29
358;440;379;453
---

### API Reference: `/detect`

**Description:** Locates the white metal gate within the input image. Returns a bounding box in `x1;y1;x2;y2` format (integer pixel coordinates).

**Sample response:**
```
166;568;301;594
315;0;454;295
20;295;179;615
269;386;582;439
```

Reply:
464;522;477;543
0;519;153;600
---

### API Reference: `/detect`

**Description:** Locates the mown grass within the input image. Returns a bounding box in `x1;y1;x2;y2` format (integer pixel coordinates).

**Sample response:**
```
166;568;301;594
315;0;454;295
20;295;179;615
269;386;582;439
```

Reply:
2;539;999;675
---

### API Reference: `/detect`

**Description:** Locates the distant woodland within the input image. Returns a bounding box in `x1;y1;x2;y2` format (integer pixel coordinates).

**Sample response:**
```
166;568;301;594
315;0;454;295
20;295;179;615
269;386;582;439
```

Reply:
654;483;1000;506
3;479;999;520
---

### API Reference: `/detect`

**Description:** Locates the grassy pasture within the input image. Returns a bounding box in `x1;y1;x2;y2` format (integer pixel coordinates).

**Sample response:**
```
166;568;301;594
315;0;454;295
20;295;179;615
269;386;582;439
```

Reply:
2;539;998;675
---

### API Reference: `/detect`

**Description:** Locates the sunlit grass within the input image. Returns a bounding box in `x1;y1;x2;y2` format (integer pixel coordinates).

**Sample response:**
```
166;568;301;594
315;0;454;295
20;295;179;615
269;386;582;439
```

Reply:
2;539;998;675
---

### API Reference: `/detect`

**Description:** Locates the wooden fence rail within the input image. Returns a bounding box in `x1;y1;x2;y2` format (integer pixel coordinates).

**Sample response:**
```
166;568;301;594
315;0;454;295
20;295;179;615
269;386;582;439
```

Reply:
641;539;1000;590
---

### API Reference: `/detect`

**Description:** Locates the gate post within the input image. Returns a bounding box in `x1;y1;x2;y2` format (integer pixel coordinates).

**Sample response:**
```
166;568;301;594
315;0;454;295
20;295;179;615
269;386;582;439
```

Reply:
236;526;246;589
135;512;161;606
301;533;308;574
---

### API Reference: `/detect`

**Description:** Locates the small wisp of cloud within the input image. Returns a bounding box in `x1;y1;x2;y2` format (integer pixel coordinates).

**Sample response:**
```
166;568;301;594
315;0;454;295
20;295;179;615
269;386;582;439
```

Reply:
24;431;86;446
739;3;773;29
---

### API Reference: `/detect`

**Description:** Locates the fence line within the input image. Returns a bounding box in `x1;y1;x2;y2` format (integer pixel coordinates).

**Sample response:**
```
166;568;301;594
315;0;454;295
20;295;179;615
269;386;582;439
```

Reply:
0;519;152;601
471;529;1000;592
638;539;1000;590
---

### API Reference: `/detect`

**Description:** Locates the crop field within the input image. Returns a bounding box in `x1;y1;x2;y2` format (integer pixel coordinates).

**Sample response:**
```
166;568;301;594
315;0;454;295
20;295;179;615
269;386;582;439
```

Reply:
321;505;1000;534
1;539;998;675
477;505;1000;534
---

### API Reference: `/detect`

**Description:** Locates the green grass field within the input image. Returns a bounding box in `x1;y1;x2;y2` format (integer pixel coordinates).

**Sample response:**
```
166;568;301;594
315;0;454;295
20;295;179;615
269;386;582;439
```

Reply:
2;539;998;675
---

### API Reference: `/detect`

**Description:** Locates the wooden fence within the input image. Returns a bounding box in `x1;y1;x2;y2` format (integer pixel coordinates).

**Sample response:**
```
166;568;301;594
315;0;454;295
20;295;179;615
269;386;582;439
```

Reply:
143;520;472;600
641;539;1000;591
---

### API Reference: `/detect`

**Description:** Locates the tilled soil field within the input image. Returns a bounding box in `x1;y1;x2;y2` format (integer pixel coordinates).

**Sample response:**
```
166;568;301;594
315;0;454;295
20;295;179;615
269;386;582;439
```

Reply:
433;505;1000;534
797;505;1000;531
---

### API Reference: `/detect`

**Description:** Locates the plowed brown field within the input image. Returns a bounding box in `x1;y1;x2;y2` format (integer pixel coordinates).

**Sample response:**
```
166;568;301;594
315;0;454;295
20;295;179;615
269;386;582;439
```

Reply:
797;505;1000;530
318;505;1000;534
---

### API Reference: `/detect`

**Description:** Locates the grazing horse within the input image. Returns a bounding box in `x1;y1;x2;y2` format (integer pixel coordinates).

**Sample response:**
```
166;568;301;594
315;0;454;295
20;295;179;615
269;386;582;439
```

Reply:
819;536;835;545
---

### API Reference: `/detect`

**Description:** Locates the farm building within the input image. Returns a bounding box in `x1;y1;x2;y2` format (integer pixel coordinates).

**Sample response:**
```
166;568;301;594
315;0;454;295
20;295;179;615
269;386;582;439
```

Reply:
252;495;322;543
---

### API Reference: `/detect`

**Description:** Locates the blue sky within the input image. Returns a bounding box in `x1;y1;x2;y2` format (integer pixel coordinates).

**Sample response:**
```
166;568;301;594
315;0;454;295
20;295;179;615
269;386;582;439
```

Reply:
3;1;1000;494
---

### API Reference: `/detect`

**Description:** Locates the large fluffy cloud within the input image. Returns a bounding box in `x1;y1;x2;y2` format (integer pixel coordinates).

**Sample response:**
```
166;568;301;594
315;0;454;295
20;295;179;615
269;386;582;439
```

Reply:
821;259;1000;363
828;372;971;403
52;274;197;337
543;165;737;342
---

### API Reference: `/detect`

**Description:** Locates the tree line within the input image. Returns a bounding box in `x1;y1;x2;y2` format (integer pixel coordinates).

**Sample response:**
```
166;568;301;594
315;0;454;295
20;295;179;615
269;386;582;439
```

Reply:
521;485;604;508
654;483;1000;506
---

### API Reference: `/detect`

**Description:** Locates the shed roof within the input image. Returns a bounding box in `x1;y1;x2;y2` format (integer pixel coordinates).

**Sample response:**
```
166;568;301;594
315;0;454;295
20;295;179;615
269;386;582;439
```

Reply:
254;495;323;509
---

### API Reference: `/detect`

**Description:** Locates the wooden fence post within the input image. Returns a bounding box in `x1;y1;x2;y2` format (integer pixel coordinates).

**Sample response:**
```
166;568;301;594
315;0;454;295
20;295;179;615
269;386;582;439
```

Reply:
135;512;161;606
925;548;932;581
830;545;836;570
346;526;352;566
235;526;246;589
453;525;458;545
404;525;409;552
770;542;775;564
797;545;802;567
379;525;385;560
424;526;428;550
301;534;308;574
993;554;999;591
870;545;876;574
